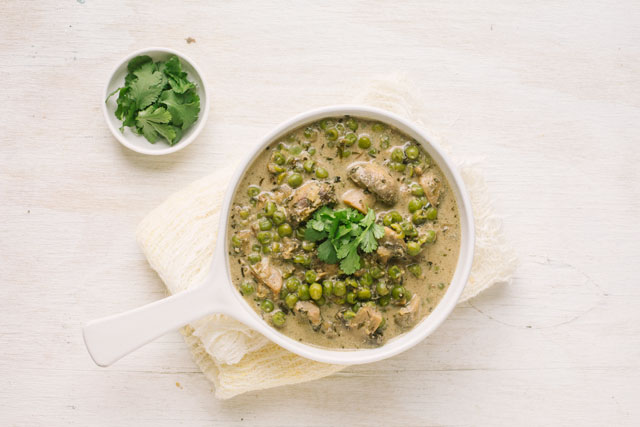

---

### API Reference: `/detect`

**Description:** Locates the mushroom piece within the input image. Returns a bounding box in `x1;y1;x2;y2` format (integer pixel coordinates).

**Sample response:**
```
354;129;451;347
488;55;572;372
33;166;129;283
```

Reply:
286;181;336;224
348;305;383;336
347;162;399;205
394;294;421;328
376;226;407;263
419;171;442;207
249;258;283;295
280;237;299;260
294;301;322;327
341;188;376;213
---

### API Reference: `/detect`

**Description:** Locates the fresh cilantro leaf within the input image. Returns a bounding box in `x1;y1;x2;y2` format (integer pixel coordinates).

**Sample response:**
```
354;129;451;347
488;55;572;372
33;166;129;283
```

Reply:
317;240;338;264
371;222;385;239
127;55;153;73
162;55;195;94
304;227;327;242
159;90;200;130
129;64;164;110
135;106;172;143
340;245;361;275
359;229;379;253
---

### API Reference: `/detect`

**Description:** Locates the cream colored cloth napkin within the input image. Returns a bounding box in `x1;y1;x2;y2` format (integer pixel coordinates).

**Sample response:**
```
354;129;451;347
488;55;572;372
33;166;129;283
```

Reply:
136;76;517;399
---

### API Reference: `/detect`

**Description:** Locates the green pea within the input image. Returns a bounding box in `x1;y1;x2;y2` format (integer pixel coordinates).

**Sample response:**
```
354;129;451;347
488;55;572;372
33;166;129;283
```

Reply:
407;241;422;256
303;160;315;173
340;148;352;158
258;218;272;231
388;265;403;281
260;299;274;312
405;145;419;160
293;254;309;265
298;284;310;300
370;266;384;279
322;280;333;297
287;173;303;188
309;283;323;300
315;167;328;179
368;148;378;157
240;280;255;296
285;277;300;292
296;227;306;239
326;128;339;141
422;229;437;244
316;296;326;306
390;223;405;239
271;311;286;327
262;203;275;218
272;211;286;225
412;210;428;225
288;144;302;156
336;123;345;132
377;317;386;331
425;206;438;220
344;133;357;146
408;198;425;213
378;295;391;307
352;302;361;312
404;289;413;302
248;253;261;264
391;286;406;299
346;292;357;304
305;270;317;284
380;135;390;149
391;148;404;163
251;243;261;252
346;118;358;131
376;281;389;296
360;272;373;287
343;310;356;320
239;207;251;219
301;240;315;252
358;135;371;149
308;147;317;155
285;293;299;309
408;264;422;277
410;183;424;196
277;223;293;237
247;186;260;197
357;287;371;301
372;123;385;132
272;152;286;165
319;119;334;131
231;235;242;247
304;127;318;140
345;278;358;289
390;162;406;172
333;281;347;297
383;211;402;226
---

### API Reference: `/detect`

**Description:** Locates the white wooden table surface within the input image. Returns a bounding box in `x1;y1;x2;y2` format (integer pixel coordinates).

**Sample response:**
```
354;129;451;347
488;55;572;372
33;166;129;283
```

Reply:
2;1;639;425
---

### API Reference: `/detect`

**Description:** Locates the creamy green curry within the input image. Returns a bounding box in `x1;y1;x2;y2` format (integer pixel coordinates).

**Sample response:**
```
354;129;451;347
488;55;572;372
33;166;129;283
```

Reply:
228;116;460;349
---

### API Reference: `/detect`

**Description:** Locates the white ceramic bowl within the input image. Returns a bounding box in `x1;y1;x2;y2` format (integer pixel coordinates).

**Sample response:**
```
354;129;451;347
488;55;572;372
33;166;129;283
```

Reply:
102;47;209;155
84;105;475;366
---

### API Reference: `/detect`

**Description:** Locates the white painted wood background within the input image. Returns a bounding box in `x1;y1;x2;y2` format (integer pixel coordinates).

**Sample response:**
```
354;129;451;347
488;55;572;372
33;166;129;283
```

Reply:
1;1;639;425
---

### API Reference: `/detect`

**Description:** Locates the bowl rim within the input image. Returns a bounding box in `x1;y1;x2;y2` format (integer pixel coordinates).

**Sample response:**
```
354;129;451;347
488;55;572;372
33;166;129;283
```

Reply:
101;47;210;156
213;105;475;365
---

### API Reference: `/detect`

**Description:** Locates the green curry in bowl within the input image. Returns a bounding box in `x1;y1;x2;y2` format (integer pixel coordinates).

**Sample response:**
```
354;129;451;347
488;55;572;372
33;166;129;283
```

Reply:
228;116;460;349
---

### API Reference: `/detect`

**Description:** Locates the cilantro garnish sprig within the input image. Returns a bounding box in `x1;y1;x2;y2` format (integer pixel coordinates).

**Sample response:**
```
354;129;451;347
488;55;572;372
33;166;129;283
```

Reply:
107;55;200;146
304;207;385;275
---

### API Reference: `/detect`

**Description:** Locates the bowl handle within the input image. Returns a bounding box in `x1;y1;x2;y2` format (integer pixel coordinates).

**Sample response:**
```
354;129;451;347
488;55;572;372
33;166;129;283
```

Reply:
82;272;242;367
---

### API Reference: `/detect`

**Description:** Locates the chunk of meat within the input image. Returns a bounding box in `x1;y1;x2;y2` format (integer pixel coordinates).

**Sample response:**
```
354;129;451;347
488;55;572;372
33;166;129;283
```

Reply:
419;171;442;207
347;162;399;204
280;237;299;259
348;305;383;336
341;188;376;213
273;185;292;204
376;227;407;263
249;258;282;295
286;181;336;224
394;294;421;328
294;301;322;327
